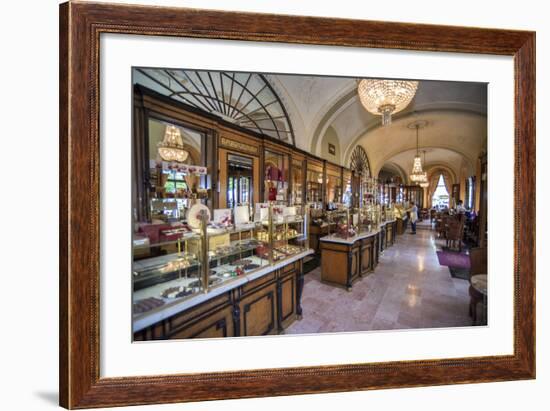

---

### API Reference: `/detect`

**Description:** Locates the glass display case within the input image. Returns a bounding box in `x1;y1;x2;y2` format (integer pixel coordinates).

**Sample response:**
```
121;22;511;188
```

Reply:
306;168;324;207
360;176;378;207
206;223;270;283
132;229;204;316
326;209;354;237
342;170;352;207
290;158;304;206
357;203;382;233
269;204;308;261
326;175;341;204
132;204;308;320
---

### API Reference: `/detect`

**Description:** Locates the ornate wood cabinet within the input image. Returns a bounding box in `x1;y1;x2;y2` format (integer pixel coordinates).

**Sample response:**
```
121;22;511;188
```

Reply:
360;236;375;276
134;260;303;340
320;240;362;291
385;221;396;248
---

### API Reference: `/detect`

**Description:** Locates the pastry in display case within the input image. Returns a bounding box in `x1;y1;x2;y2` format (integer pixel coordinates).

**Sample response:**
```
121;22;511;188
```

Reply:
326;209;347;233
271;205;307;260
205;222;271;282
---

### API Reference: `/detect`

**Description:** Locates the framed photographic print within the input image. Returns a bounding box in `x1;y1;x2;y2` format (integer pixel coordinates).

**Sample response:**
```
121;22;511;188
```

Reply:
59;1;535;409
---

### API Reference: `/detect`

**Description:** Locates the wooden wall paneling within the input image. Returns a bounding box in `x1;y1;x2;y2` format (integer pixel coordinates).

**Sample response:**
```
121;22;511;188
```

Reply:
209;128;219;209
277;269;297;331
295;259;305;319
290;150;306;206
132;94;149;222
218;148;228;208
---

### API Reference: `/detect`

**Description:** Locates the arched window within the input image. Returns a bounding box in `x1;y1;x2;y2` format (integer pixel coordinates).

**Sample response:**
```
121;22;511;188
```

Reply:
349;146;371;177
432;175;450;208
134;68;295;145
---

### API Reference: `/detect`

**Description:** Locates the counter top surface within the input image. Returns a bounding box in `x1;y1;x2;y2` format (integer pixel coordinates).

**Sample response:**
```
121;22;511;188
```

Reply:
133;249;313;333
319;219;396;245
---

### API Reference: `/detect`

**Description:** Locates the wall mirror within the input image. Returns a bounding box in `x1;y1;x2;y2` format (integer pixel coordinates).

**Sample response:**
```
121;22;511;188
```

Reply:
146;118;207;222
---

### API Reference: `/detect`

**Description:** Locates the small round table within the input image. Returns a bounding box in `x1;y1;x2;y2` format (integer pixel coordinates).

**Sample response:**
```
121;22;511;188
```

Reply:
469;274;487;325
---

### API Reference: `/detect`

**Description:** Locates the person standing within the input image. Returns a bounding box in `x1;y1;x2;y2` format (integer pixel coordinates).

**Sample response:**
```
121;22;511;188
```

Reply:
456;200;466;215
407;201;418;234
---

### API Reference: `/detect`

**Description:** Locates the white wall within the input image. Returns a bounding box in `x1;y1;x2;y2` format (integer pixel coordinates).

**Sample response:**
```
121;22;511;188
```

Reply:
0;1;547;410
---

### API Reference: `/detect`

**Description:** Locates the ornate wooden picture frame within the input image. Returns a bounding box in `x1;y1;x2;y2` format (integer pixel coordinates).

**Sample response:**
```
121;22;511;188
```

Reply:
59;2;535;408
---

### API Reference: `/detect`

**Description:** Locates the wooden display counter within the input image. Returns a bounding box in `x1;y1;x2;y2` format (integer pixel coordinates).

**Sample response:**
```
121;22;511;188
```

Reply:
320;220;396;291
309;222;335;255
134;250;312;340
396;218;405;235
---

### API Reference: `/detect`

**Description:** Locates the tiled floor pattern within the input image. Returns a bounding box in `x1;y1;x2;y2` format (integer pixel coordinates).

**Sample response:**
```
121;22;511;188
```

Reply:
285;229;472;334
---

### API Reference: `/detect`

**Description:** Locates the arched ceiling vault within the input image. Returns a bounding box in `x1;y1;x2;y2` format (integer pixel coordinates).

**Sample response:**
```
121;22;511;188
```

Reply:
356;111;484;179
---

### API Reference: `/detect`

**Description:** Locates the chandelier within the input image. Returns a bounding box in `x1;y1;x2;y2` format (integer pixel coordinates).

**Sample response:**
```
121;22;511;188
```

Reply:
357;79;419;126
158;124;189;163
419;151;430;188
409;121;427;183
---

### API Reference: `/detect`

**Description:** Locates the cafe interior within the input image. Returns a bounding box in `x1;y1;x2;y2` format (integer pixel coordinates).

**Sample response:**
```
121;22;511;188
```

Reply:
131;69;488;341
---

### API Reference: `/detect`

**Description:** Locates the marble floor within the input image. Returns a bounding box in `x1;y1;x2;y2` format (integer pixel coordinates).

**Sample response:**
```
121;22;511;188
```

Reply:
286;229;472;335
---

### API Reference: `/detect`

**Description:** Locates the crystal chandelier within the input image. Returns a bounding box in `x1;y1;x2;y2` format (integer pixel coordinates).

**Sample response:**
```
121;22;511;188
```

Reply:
409;122;427;183
357;79;419;126
419;151;430;188
158;124;189;163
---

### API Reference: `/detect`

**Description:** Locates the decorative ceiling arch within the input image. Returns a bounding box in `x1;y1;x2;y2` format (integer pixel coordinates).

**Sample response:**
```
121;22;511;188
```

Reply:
349;146;371;177
375;146;475;182
134;68;296;144
310;87;358;155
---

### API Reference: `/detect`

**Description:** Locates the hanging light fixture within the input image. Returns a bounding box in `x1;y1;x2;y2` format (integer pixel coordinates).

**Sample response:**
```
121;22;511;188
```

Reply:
419;151;430;188
158;124;189;163
409;121;428;183
357;79;419;126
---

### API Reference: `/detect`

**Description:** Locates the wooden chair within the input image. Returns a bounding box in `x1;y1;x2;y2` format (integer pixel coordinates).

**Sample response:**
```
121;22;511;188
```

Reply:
434;213;444;238
469;247;487;277
445;217;465;251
